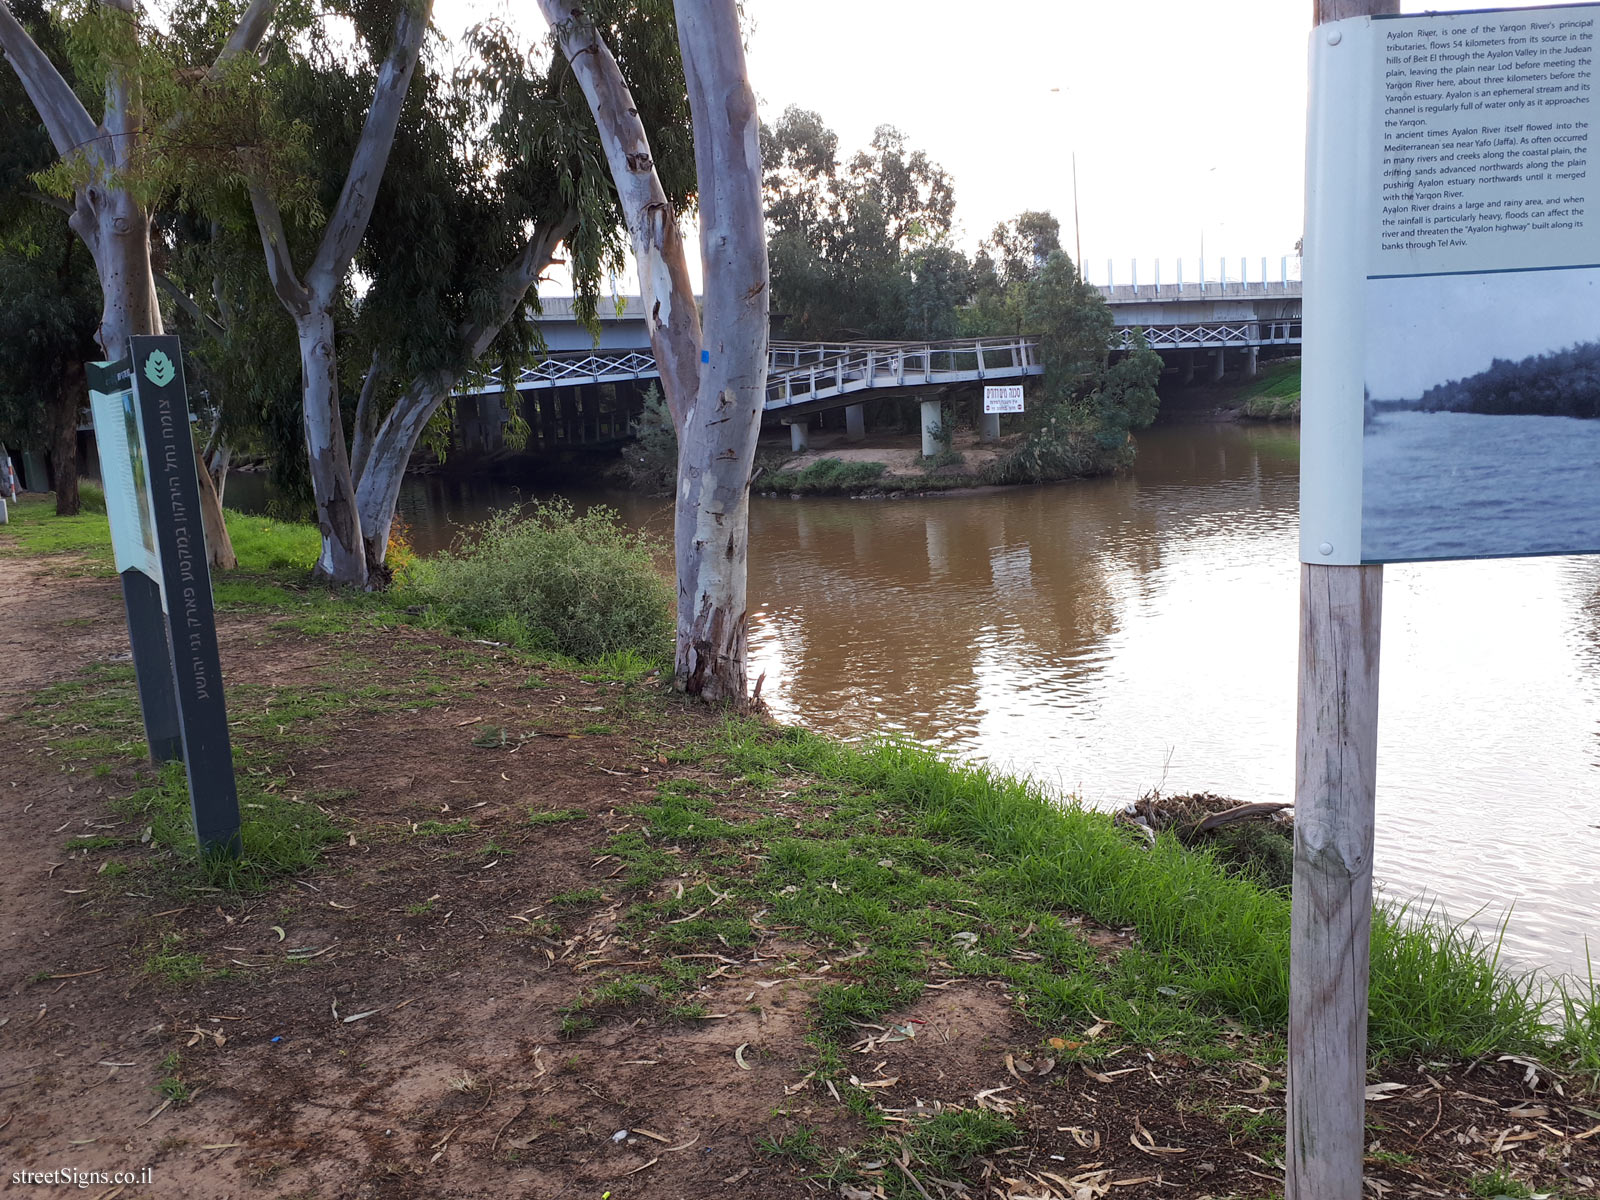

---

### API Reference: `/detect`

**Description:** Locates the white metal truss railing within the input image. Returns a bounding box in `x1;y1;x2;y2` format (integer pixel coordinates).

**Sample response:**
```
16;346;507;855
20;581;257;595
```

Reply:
458;337;1047;406
765;337;1043;409
1113;322;1302;351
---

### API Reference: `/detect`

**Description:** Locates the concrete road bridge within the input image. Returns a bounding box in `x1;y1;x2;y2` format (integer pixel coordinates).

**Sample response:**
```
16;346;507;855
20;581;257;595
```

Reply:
453;265;1300;453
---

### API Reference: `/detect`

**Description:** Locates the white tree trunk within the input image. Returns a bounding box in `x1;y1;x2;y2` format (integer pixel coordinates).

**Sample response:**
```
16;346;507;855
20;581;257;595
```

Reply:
538;0;768;701
670;0;768;700
243;0;432;588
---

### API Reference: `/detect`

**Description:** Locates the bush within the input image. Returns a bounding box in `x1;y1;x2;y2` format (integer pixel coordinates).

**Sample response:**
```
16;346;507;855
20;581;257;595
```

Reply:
620;383;677;494
982;400;1131;485
399;500;672;663
77;481;107;513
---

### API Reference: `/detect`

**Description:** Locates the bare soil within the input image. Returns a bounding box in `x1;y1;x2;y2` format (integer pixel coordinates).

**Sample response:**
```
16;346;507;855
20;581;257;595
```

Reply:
773;428;1008;483
1;551;1596;1199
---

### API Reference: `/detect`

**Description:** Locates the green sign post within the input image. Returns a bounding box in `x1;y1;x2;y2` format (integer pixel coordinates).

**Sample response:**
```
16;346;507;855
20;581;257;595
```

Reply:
87;336;241;855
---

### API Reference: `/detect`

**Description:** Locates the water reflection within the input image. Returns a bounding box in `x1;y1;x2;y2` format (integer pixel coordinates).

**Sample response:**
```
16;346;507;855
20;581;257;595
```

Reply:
224;422;1598;976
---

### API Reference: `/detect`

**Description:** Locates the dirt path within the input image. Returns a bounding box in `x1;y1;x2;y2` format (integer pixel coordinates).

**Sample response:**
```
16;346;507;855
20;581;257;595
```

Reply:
1;546;1594;1200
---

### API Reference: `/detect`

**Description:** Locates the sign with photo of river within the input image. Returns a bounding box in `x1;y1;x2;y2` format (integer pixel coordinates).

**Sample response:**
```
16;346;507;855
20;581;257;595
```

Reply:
1303;2;1600;564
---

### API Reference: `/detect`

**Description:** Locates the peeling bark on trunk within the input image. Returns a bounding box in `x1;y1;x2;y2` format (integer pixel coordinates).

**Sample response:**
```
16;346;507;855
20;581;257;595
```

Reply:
539;0;768;701
195;443;237;569
670;0;769;701
296;309;366;582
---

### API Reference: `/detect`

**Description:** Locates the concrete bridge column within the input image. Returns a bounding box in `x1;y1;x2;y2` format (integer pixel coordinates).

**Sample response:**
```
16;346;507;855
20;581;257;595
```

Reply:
845;403;866;442
1211;349;1226;382
788;420;810;453
1182;352;1196;386
978;412;1001;443
919;399;943;458
1245;346;1259;378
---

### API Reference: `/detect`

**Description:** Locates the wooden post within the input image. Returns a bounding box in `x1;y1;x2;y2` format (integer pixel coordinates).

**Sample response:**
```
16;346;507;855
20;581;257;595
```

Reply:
1290;5;1396;1199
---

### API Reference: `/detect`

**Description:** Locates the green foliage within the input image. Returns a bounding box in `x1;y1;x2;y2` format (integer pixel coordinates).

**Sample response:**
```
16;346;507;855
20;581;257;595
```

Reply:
621;382;677;494
761;458;887;494
713;721;1587;1065
399;500;672;663
1415;341;1600;417
1241;361;1302;420
764;110;967;341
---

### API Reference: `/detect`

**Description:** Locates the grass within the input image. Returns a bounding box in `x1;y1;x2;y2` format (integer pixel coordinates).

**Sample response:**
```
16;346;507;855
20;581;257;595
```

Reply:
1240;360;1301;420
582;718;1598;1077
761;458;888;495
527;808;585;827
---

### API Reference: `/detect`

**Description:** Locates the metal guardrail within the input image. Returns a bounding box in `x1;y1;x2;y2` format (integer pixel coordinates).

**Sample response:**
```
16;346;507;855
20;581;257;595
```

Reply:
1114;321;1302;351
459;337;1046;405
458;326;1299;403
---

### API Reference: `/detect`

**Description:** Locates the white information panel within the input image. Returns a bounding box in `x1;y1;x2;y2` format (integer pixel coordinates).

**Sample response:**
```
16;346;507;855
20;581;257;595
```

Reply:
983;384;1025;414
88;363;162;582
1303;3;1600;563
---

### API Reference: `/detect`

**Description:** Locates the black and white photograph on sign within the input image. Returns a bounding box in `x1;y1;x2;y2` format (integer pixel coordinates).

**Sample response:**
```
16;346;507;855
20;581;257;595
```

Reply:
1361;267;1600;562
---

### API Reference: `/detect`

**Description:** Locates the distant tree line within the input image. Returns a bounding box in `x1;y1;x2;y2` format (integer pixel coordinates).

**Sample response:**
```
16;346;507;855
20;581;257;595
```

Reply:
1416;342;1600;419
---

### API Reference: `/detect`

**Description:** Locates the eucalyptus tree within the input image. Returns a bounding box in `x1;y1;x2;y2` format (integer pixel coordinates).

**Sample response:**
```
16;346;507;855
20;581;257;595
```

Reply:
0;0;260;557
536;0;769;701
232;0;432;586
343;5;694;578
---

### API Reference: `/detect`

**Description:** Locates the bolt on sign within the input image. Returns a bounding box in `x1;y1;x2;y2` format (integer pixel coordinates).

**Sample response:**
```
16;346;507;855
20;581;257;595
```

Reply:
983;384;1025;414
1304;1;1600;564
87;336;242;855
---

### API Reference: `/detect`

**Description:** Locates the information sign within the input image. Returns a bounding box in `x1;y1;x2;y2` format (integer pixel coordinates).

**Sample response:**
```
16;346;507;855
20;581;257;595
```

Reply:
983;384;1025;414
1303;3;1600;564
86;337;241;854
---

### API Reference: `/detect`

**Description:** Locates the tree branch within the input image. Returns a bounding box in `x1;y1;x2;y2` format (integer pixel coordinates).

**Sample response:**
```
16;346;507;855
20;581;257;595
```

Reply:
24;190;74;214
0;0;98;158
214;0;278;70
305;0;432;301
462;209;578;360
536;0;701;427
247;182;311;314
350;349;385;487
153;270;226;340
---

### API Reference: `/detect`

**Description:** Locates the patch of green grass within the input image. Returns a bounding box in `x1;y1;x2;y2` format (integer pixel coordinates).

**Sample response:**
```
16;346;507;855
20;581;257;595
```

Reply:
140;935;209;986
830;1110;1018;1198
527;808;585;827
1465;1167;1535;1198
1240;361;1301;420
155;1051;193;1105
757;1124;822;1164
66;834;124;853
410;818;474;837
707;720;1586;1066
763;458;888;495
116;760;342;891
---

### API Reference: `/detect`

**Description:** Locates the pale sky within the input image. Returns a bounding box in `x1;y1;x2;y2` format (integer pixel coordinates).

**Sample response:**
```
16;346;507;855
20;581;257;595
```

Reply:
434;0;1566;289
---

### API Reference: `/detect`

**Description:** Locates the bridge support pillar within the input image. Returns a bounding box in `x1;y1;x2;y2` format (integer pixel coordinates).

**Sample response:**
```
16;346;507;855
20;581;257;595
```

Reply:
920;399;943;458
1182;353;1196;386
1211;349;1226;383
1245;346;1259;378
978;412;1001;443
787;420;810;453
845;403;866;442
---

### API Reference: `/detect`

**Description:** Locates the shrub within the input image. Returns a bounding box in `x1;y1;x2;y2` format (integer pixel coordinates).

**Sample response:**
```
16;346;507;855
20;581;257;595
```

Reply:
620;383;677;494
77;481;107;513
400;500;672;663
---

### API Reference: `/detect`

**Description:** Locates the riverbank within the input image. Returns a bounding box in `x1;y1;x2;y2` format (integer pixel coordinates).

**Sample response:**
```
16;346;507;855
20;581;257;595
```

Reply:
2;495;1597;1199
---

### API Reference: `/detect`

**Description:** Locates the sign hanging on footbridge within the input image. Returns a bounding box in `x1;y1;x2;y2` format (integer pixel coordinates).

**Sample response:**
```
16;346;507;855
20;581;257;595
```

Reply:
87;336;242;855
982;384;1026;413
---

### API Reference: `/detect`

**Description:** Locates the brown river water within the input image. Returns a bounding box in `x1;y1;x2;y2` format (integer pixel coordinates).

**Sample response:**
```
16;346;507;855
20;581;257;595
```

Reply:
228;423;1600;979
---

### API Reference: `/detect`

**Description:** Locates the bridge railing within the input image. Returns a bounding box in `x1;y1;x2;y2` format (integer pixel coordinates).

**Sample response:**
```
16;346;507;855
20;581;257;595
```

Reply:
767;337;1042;408
1114;321;1302;351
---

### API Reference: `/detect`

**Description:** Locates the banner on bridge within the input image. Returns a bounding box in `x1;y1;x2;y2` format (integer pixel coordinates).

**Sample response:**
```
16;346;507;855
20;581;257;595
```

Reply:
1302;2;1600;564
